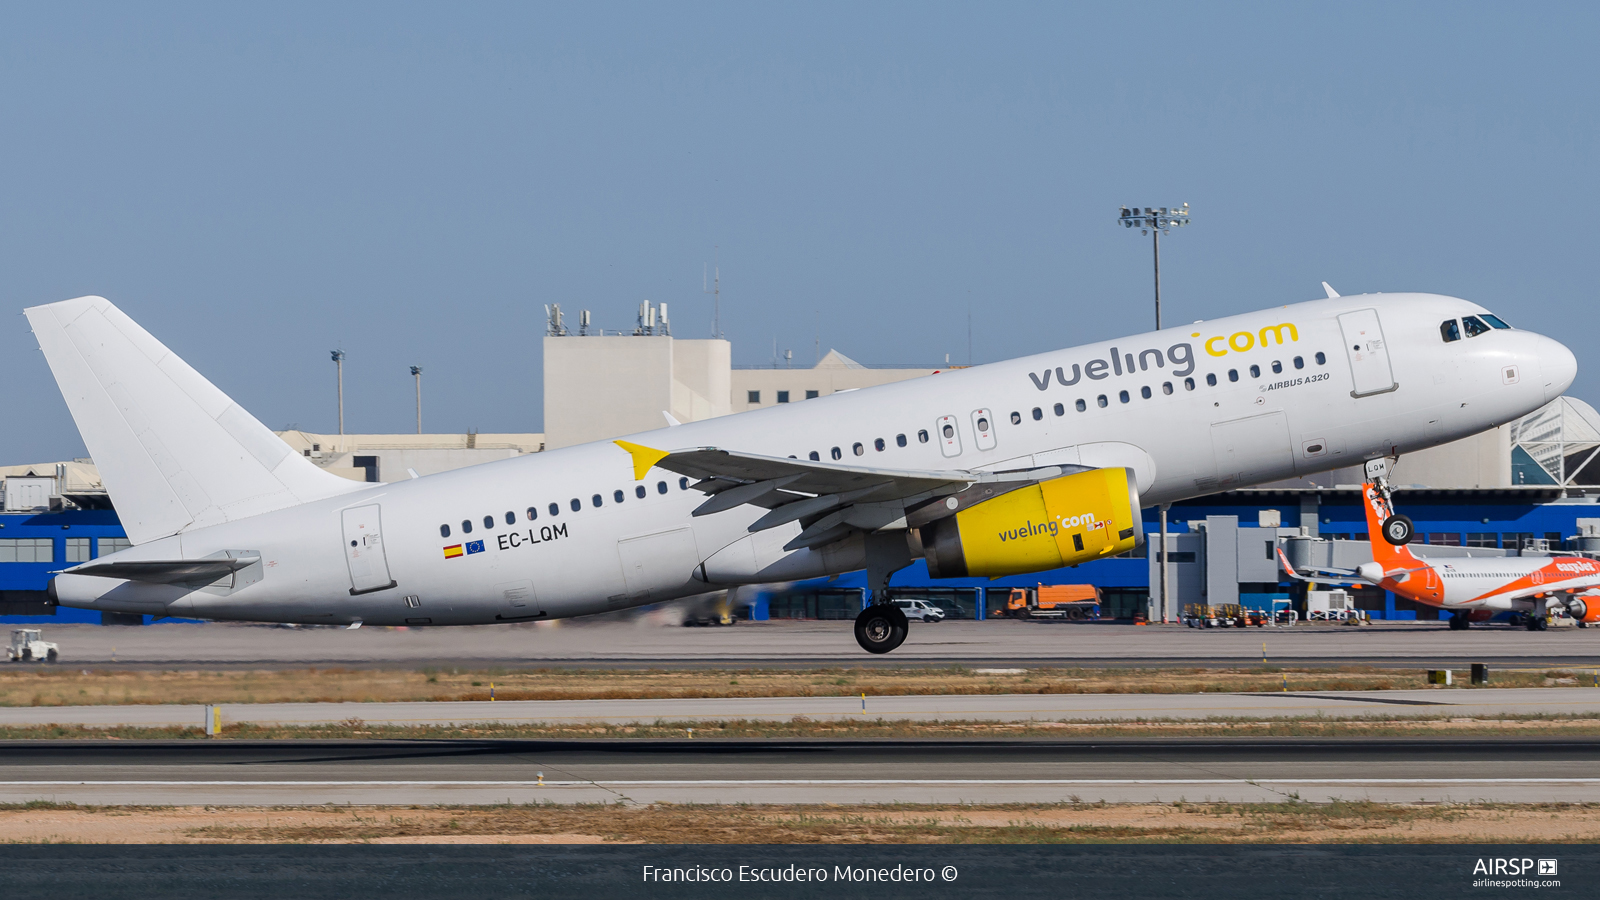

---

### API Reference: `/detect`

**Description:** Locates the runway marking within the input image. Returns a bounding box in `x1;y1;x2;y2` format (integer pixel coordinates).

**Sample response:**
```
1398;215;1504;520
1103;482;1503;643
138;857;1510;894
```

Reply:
8;778;1600;787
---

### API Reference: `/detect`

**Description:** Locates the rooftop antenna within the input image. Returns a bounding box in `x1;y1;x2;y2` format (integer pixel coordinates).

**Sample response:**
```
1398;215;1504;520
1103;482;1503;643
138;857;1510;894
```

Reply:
703;248;721;339
658;303;670;337
544;304;568;337
579;310;591;336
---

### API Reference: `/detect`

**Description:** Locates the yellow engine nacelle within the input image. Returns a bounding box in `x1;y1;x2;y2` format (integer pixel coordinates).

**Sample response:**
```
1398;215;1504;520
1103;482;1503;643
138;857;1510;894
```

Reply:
921;467;1142;578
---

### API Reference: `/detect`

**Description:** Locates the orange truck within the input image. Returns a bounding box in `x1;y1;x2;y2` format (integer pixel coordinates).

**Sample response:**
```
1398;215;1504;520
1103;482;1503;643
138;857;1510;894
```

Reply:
1000;584;1101;620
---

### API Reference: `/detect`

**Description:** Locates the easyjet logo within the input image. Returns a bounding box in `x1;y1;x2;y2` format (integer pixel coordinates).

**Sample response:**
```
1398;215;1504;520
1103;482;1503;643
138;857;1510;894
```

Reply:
1198;322;1299;357
1554;561;1597;574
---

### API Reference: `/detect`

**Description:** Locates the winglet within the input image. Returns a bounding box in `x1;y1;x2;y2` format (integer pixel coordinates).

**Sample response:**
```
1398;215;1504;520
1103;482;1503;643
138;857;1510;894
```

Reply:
615;440;671;480
1322;281;1340;299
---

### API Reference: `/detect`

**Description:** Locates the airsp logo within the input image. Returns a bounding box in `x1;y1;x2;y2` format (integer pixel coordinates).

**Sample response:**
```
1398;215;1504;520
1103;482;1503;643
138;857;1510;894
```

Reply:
1472;858;1555;875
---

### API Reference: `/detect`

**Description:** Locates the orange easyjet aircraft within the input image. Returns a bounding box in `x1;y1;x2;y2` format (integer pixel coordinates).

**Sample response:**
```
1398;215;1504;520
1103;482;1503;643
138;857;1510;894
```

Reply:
1281;477;1600;630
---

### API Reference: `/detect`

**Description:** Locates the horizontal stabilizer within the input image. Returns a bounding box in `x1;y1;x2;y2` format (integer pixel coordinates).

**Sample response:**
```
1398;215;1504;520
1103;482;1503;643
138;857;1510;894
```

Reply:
25;296;369;544
62;556;259;585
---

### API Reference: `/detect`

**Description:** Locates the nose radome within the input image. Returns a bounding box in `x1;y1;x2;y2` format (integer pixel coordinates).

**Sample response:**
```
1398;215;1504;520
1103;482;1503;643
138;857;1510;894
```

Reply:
1538;335;1578;402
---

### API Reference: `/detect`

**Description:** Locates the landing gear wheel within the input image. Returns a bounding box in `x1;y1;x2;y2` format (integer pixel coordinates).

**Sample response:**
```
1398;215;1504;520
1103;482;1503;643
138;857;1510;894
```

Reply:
45;649;57;664
1448;613;1471;630
1380;514;1414;546
854;604;909;655
1525;615;1548;631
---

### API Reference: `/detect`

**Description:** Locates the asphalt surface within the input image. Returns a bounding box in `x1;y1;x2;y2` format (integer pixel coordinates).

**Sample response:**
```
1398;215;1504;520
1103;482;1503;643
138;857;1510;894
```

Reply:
4;737;1599;805
16;619;1600;669
7;687;1600;729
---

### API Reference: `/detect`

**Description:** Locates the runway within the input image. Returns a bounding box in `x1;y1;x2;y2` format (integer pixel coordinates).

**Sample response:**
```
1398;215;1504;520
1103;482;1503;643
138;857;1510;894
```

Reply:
5;686;1600;729
21;619;1600;669
4;737;1600;805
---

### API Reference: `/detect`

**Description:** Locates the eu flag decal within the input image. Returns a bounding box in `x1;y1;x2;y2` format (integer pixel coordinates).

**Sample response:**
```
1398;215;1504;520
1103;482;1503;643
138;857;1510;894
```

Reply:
465;540;486;555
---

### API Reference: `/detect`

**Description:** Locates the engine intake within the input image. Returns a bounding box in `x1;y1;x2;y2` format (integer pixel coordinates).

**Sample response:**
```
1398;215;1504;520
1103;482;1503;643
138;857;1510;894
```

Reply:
921;467;1142;578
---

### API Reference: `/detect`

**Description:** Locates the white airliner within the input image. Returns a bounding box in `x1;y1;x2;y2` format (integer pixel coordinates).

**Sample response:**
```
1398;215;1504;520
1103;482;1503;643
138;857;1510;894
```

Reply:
25;290;1574;653
1280;472;1600;630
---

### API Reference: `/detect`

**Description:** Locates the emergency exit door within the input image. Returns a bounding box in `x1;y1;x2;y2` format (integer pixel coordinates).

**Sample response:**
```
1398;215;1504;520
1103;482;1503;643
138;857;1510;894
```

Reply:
342;504;397;595
1338;309;1398;397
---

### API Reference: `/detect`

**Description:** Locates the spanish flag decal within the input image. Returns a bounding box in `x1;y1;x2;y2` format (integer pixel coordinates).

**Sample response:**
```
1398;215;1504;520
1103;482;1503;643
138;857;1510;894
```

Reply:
443;544;464;559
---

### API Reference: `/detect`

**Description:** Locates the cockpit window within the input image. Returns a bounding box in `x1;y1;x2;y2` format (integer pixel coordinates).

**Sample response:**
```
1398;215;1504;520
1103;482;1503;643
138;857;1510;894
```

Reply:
1462;315;1490;337
1439;320;1461;343
1481;313;1511;330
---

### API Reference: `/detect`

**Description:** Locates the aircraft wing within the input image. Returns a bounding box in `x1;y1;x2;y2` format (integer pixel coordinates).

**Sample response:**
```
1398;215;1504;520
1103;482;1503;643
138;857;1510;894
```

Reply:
60;556;260;585
617;441;1081;551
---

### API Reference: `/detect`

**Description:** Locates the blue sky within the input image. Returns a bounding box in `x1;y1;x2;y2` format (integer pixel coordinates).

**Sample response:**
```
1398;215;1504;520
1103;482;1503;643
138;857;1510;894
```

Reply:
3;2;1597;461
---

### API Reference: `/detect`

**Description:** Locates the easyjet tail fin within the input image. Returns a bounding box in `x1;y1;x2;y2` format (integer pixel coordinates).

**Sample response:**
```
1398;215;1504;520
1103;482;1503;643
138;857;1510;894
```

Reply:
25;296;367;545
1360;481;1422;571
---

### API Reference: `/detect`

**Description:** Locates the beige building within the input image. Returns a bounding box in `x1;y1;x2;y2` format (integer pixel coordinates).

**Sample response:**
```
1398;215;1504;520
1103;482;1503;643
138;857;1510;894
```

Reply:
274;431;545;483
732;350;941;412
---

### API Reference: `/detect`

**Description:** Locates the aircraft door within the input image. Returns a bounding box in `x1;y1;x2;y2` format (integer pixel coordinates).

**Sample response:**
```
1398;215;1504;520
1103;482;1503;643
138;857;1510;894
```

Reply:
1338;309;1398;397
341;504;397;595
970;409;997;451
936;415;962;458
1211;412;1294;487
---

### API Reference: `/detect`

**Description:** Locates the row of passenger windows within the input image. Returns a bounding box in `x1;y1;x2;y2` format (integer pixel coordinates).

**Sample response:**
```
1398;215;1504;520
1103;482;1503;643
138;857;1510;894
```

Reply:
1439;313;1510;343
748;390;821;404
789;353;1329;461
439;478;693;538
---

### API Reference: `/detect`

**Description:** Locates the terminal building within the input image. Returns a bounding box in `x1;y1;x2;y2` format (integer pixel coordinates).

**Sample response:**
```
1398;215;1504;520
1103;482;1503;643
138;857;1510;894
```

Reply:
6;312;1600;625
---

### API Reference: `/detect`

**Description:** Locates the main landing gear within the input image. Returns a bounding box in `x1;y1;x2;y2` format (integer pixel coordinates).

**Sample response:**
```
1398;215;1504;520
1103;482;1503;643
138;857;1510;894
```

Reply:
1448;612;1472;630
854;603;909;654
1525;614;1549;632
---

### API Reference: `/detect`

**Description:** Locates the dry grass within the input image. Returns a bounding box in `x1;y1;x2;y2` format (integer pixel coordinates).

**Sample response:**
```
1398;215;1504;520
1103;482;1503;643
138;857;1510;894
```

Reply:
2;664;1593;708
4;800;1600;844
6;713;1600;742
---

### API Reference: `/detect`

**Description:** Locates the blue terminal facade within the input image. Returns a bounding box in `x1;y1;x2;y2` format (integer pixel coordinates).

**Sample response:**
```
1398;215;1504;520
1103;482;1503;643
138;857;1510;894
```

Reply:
3;487;1595;625
747;486;1592;622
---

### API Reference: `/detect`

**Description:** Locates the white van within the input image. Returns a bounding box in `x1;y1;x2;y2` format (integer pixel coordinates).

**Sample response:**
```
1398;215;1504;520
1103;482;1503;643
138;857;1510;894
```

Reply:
892;599;946;622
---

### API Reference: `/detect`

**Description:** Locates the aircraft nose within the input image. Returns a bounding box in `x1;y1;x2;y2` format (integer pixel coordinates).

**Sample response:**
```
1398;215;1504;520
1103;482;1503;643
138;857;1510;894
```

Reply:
1537;335;1578;402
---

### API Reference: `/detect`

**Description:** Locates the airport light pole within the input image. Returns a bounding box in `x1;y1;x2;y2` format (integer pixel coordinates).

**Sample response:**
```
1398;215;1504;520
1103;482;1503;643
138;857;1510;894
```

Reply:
331;350;346;441
410;366;423;434
1118;203;1191;624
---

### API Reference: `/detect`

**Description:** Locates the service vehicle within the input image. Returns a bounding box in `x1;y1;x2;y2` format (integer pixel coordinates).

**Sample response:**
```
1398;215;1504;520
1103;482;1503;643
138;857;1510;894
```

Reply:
892;598;946;622
6;629;59;663
1000;584;1100;620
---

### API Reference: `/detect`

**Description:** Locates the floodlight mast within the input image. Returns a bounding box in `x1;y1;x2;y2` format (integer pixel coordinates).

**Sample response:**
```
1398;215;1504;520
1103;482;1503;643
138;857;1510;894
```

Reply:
1117;203;1190;625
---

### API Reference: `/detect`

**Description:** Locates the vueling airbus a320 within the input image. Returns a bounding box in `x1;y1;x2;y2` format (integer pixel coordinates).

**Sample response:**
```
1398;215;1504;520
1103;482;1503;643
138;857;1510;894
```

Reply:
26;288;1575;653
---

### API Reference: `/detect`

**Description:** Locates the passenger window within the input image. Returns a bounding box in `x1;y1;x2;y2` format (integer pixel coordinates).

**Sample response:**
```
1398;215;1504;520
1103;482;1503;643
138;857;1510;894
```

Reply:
1140;386;1151;399
1440;320;1461;342
831;447;842;460
1315;352;1326;365
1206;373;1218;386
1248;365;1259;378
527;507;537;521
1463;315;1490;337
1228;369;1239;382
1482;313;1511;329
1119;390;1130;403
549;503;560;516
1053;402;1064;416
439;524;451;538
570;498;581;512
483;515;494;529
852;442;864;456
942;423;955;439
1097;395;1108;408
978;416;991;431
592;494;602;507
614;490;625;503
679;477;689;490
462;520;472;534
1293;356;1304;369
505;511;515;525
809;451;820;460
1184;377;1195;390
1076;398;1087;412
1271;360;1282;374
1009;411;1021;425
635;485;646;499
896;434;907;447
657;481;668;494
1032;407;1043;420
1162;382;1173;395
874;438;885;451
917;430;929;443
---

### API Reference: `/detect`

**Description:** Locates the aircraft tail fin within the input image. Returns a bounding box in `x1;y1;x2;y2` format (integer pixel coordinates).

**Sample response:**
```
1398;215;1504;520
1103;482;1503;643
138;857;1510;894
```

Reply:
25;296;367;544
1359;481;1422;571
